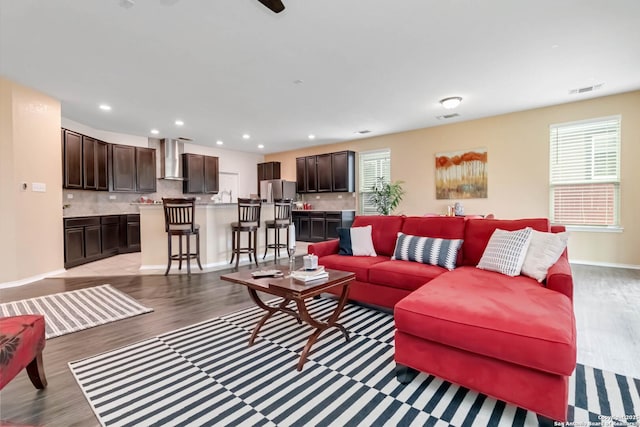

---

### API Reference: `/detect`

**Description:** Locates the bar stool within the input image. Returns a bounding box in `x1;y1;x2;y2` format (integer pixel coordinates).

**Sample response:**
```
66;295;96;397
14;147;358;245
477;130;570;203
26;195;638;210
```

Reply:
230;198;262;268
162;197;202;276
263;199;292;260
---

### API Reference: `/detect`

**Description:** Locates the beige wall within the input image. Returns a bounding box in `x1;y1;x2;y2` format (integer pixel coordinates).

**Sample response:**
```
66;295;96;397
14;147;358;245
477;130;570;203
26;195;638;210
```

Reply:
266;91;640;267
0;77;63;284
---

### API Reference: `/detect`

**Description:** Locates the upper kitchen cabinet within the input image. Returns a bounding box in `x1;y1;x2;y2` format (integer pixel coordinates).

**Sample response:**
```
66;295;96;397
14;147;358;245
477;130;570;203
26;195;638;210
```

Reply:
136;147;157;193
295;151;355;193
63;129;108;190
331;151;355;192
110;144;157;193
316;154;332;192
110;144;136;192
182;153;219;194
63;130;83;189
257;161;280;191
82;136;108;191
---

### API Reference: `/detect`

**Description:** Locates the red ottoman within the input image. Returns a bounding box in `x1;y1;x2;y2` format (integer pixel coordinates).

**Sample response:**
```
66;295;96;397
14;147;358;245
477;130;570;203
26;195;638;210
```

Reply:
0;315;47;390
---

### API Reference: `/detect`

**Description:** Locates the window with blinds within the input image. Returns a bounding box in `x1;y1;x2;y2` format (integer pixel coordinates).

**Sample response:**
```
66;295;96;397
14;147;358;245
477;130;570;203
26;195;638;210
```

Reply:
549;116;621;226
359;149;391;215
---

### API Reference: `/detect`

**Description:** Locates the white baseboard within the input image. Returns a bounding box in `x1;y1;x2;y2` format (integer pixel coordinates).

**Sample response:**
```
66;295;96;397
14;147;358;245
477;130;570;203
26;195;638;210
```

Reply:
139;253;281;272
570;259;640;270
0;269;67;289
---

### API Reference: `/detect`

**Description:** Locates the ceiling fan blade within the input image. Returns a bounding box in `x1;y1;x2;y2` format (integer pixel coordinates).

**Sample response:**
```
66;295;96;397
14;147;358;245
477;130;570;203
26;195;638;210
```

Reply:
257;0;285;13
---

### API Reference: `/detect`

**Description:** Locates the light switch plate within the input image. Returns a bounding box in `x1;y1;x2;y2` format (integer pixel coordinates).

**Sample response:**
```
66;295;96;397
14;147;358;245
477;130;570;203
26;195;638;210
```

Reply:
32;182;46;192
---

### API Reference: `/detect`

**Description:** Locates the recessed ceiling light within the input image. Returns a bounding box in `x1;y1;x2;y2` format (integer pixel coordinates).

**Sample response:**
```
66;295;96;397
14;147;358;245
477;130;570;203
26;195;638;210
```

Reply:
258;144;264;149
150;129;159;135
175;120;184;126
439;97;463;109
216;140;224;145
242;134;251;140
99;104;112;111
308;134;316;140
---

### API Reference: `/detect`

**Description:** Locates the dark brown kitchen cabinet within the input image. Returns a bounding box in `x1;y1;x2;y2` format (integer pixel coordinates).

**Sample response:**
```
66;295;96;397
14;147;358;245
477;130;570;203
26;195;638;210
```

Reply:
101;216;120;256
316;154;332;192
295;157;306;193
182;153;219;194
136;147;157;193
111;144;136;192
64;214;141;268
111;145;156;193
305;156;318;192
63;130;83;189
63;217;102;268
257;161;281;191
293;211;311;241
119;214;141;253
295;151;355;193
291;210;355;242
331;151;356;192
83;137;108;191
204;155;219;193
310;212;326;242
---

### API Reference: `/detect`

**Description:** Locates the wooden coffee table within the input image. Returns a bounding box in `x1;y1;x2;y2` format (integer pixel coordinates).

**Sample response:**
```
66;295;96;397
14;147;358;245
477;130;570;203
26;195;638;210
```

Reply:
221;267;355;371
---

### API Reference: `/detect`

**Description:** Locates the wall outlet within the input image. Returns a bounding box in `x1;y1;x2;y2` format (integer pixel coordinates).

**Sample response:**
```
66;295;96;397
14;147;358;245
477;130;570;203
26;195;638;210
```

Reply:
196;196;201;201
109;195;117;200
67;193;73;199
316;195;320;199
32;182;46;192
338;194;343;199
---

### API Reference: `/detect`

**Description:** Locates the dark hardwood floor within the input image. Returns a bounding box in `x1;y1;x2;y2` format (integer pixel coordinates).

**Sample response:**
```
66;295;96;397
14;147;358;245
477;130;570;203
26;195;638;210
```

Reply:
0;262;639;426
0;260;294;427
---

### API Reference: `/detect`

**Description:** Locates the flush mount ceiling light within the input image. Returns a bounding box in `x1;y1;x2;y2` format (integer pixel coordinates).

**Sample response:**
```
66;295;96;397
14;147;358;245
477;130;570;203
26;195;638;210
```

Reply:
242;134;251;140
440;97;463;109
175;120;184;126
257;144;264;149
99;104;112;111
150;129;159;135
216;140;224;145
308;134;315;140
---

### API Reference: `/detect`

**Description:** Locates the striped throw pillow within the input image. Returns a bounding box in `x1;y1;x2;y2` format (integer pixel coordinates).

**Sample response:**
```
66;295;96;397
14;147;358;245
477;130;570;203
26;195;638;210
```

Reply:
392;233;463;270
477;227;533;276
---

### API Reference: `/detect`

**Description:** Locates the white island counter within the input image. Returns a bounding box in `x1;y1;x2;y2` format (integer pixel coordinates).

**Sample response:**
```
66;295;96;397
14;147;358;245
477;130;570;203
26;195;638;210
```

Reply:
138;203;278;271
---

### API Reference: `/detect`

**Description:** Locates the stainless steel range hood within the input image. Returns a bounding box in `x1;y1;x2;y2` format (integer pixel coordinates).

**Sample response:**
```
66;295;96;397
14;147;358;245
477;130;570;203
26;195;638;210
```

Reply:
160;139;185;180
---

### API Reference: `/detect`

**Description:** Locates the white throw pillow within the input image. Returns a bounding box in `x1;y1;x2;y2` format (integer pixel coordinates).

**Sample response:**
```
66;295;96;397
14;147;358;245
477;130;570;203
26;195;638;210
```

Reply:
350;225;377;256
477;228;532;277
521;230;569;282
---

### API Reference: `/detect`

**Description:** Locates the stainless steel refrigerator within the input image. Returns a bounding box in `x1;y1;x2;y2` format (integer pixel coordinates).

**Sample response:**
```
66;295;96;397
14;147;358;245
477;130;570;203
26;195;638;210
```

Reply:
260;179;297;202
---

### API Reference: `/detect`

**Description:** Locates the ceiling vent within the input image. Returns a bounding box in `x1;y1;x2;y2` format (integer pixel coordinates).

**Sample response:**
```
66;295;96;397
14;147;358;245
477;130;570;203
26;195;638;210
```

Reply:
436;113;460;120
569;83;603;95
357;130;371;134
176;137;193;141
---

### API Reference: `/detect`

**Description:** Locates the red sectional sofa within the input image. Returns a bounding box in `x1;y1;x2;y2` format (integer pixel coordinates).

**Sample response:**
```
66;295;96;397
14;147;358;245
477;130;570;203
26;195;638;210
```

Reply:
307;215;576;422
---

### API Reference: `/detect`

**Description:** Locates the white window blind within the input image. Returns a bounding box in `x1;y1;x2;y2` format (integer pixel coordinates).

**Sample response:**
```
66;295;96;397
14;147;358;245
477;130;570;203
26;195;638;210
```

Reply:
359;149;391;215
549;116;621;226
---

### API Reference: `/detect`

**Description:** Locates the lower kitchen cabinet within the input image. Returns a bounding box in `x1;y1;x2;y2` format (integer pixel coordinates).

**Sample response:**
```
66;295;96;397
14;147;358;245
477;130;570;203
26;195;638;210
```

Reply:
292;210;355;242
64;214;141;268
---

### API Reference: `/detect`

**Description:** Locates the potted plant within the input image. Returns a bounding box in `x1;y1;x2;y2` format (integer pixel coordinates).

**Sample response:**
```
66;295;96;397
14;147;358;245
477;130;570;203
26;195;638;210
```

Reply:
369;177;405;215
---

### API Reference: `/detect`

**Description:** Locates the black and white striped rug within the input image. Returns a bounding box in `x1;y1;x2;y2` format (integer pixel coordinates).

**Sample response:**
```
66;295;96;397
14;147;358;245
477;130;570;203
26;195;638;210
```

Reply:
0;284;153;339
69;297;640;426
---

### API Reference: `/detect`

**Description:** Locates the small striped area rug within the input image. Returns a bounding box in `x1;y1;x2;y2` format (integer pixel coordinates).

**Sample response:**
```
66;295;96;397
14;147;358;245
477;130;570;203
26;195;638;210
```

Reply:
69;298;640;427
0;284;153;339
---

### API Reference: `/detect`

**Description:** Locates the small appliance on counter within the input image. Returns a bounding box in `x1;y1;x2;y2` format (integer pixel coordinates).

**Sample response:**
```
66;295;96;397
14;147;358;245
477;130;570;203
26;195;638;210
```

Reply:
260;179;296;202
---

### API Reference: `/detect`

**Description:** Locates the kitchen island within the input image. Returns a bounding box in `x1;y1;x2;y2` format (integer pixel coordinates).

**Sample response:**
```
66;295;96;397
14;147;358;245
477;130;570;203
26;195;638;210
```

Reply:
138;203;278;271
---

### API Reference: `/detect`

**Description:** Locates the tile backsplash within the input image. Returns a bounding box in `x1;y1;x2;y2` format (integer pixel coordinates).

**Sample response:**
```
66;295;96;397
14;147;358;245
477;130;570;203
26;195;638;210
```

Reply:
299;193;357;211
64;182;358;217
63;180;186;217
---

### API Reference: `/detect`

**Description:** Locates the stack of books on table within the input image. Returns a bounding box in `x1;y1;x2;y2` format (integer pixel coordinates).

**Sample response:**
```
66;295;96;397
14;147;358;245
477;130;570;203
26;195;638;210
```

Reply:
290;266;328;284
